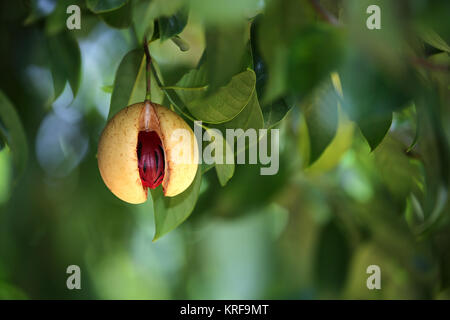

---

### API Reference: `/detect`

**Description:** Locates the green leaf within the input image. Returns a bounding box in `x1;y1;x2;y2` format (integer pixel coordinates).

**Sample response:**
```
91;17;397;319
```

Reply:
215;91;264;161
47;32;81;99
175;69;256;124
287;25;345;98
99;0;132;29
151;167;202;241
87;0;129;13
205;22;249;91
303;80;339;165
203;128;235;187
258;0;314;103
45;0;74;35
251;16;295;128
108;49;145;120
339;53;409;150
419;27;450;53
132;0;155;43
218;91;264;131
314;220;351;294
0;91;28;181
158;7;188;41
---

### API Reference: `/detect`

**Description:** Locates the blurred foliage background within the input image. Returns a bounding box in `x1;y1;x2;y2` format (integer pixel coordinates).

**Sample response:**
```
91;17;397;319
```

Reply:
0;0;450;299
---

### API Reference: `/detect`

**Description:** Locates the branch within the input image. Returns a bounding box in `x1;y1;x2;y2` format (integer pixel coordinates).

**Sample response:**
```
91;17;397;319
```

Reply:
143;36;152;101
308;0;340;26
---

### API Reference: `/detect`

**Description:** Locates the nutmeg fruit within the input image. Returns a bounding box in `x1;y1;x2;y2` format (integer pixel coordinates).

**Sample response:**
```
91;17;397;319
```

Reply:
97;101;198;204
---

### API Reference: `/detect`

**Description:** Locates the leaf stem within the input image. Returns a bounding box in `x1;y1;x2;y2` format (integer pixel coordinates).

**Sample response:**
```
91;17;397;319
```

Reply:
143;36;152;101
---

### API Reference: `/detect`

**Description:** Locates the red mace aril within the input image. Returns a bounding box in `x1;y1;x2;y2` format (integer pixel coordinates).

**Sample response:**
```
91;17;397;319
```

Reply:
137;131;165;189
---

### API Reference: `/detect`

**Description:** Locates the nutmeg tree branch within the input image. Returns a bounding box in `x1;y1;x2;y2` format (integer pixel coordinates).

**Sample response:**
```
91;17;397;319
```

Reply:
143;36;152;101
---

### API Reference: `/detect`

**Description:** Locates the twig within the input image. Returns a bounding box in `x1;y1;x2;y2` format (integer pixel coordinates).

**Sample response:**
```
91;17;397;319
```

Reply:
143;36;152;101
308;0;340;26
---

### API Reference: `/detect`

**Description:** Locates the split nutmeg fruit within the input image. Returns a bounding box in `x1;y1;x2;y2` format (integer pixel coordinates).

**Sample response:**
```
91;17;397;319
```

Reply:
97;101;198;204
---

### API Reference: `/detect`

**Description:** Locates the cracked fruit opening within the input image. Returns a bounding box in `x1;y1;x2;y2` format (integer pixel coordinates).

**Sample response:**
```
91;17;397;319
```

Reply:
137;130;165;189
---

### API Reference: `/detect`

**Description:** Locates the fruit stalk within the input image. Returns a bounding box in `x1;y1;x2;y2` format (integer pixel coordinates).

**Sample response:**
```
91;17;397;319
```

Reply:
143;36;152;102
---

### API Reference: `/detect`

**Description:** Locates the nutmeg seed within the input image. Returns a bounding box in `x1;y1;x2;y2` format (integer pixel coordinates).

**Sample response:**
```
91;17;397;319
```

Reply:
97;101;198;204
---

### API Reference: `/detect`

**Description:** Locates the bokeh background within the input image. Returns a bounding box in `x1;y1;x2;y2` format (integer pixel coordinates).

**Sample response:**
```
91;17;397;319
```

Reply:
1;0;450;299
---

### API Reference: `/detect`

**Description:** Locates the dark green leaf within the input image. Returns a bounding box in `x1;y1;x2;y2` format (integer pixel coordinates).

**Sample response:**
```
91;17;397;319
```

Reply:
258;0;314;103
0;91;28;181
314;220;351;294
108;49;145;120
47;32;81;99
287;25;345;97
251;15;295;128
158;7;188;41
87;0;129;13
99;0;132;29
151;167;202;240
45;0;74;35
205;22;248;91
339;53;410;150
303;80;339;165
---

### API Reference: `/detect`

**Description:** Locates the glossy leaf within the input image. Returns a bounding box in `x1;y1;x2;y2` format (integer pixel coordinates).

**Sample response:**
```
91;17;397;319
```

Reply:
151;167;202;241
175;69;256;124
158;7;188;41
0;91;28;181
108;49;145;120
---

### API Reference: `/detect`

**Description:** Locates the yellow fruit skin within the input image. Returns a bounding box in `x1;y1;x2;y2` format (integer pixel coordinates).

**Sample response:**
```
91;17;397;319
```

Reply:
154;104;198;197
98;104;146;204
97;102;198;204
